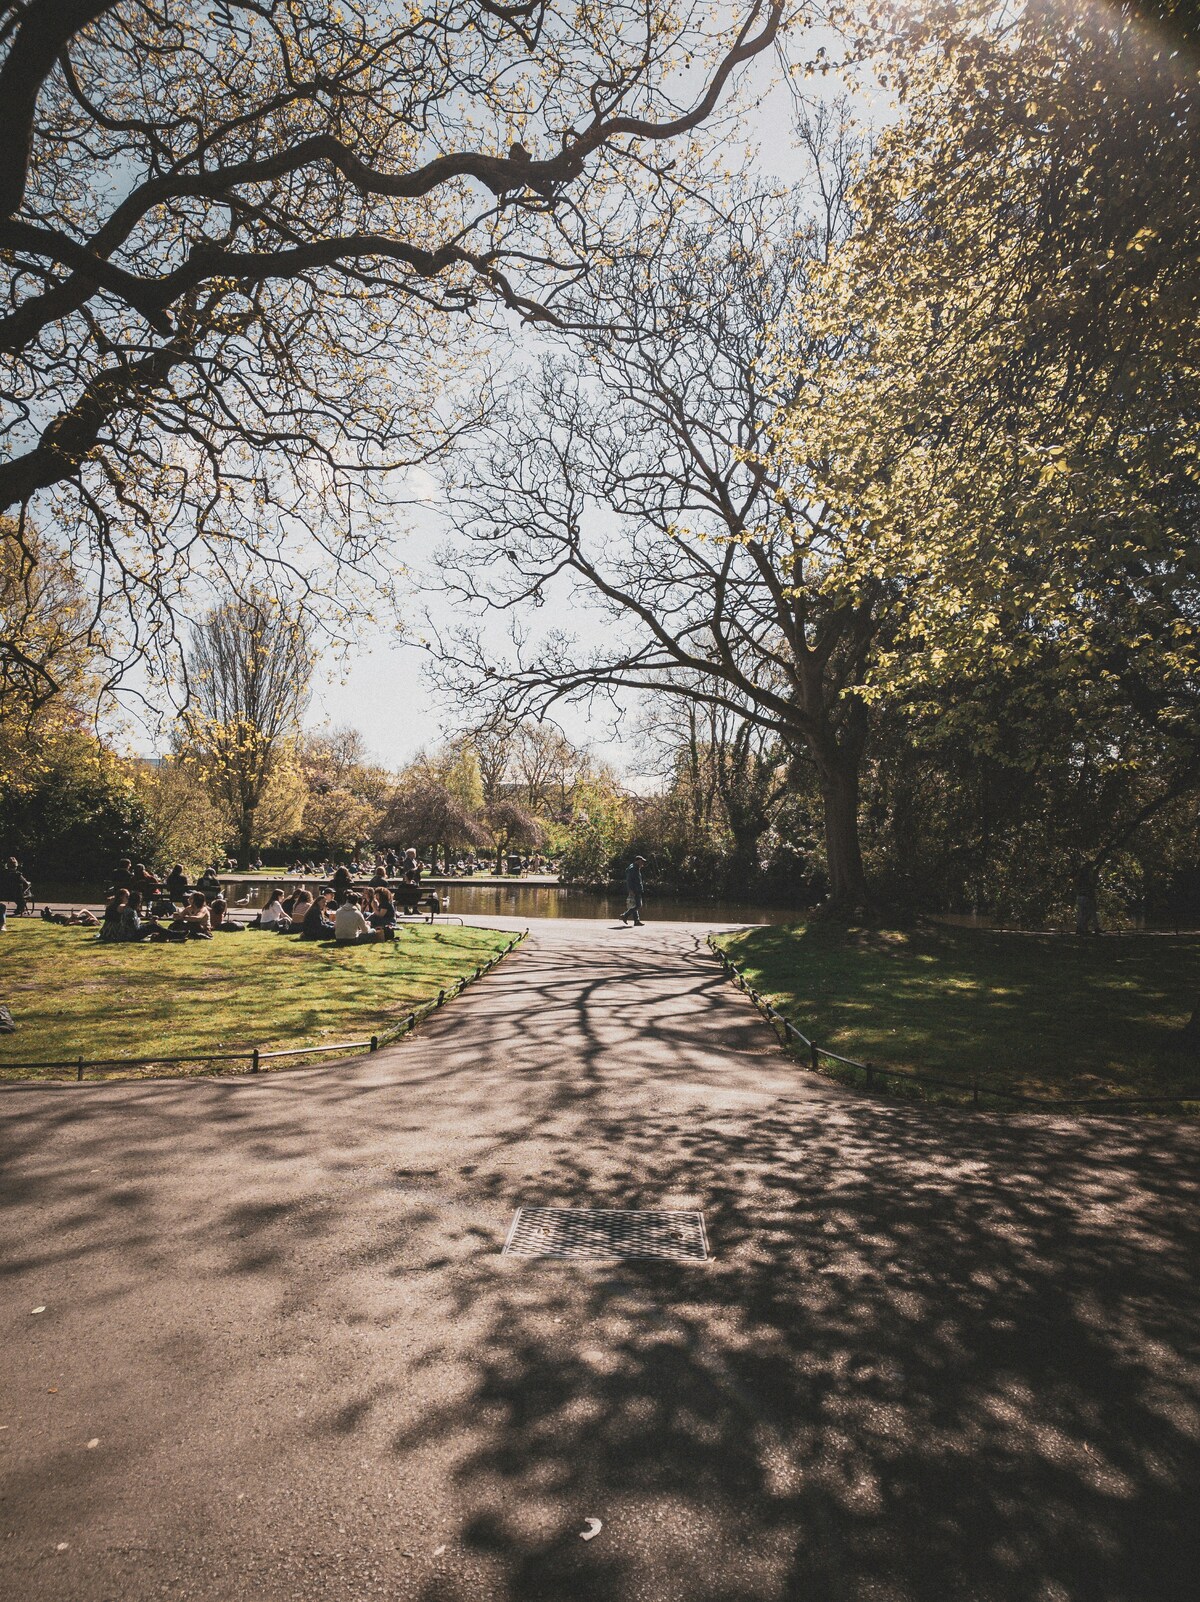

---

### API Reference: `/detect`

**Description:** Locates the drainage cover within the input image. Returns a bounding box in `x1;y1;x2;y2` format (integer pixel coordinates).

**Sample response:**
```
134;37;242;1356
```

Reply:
503;1207;708;1261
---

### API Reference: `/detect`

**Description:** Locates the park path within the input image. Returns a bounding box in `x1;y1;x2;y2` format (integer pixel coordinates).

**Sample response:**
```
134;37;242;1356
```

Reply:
1;918;1197;1602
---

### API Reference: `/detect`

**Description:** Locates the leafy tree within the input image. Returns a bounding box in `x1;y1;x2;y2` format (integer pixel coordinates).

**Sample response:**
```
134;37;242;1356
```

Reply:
177;593;312;866
0;731;149;884
380;776;490;870
486;798;546;871
559;777;633;884
783;0;1200;838
289;727;390;858
131;757;228;875
0;514;101;778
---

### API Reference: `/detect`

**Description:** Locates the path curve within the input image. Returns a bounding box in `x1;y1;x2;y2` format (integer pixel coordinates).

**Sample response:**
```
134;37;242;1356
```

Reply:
1;919;1197;1602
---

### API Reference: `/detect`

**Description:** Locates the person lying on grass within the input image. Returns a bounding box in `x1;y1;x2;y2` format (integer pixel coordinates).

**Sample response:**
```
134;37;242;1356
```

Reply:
42;906;98;927
333;893;393;945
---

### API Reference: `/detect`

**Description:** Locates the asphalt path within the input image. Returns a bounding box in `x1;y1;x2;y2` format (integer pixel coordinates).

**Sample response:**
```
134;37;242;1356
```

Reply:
2;918;1197;1602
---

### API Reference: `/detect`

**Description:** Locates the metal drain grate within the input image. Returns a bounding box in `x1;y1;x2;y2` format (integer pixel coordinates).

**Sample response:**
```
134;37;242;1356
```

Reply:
503;1207;708;1261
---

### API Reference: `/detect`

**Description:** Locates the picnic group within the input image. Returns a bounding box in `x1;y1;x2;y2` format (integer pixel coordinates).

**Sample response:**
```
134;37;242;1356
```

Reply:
0;852;443;947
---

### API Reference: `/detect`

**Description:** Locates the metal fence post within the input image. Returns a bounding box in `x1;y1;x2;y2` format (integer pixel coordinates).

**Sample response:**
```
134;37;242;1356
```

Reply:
251;1047;259;1074
76;1056;84;1083
809;1042;819;1073
370;1035;378;1053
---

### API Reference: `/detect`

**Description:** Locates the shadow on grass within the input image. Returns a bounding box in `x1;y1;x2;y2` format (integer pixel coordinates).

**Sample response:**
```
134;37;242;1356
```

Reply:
721;922;1200;1099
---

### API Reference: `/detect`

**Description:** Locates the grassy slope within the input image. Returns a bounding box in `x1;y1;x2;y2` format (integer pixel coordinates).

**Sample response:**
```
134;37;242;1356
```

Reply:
0;921;515;1080
715;923;1200;1102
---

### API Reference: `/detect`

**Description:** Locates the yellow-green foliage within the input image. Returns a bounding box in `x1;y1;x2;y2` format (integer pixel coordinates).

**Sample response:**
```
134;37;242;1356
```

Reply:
774;2;1200;754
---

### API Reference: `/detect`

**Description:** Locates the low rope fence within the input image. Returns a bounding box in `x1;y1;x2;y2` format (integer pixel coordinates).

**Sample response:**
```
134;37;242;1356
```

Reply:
2;931;527;1085
707;935;1199;1114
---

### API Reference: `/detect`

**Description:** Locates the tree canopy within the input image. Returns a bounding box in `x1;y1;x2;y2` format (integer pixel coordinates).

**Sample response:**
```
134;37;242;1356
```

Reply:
0;0;785;683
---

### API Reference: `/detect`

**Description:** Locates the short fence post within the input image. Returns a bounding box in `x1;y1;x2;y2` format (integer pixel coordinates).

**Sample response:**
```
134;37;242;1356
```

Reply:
370;1035;378;1053
809;1042;819;1073
251;1048;259;1074
408;1012;416;1032
437;989;445;1006
865;1065;875;1090
76;1056;84;1083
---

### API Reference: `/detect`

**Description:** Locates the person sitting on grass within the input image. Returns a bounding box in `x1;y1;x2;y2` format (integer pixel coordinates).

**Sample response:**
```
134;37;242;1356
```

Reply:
128;889;166;941
166;892;212;939
98;888;155;942
333;893;390;945
370;887;397;933
299;891;335;941
256;888;290;931
98;888;126;940
208;896;242;933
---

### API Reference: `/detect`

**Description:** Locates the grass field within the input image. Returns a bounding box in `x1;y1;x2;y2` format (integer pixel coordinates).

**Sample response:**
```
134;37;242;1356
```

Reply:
0;921;516;1081
714;922;1200;1104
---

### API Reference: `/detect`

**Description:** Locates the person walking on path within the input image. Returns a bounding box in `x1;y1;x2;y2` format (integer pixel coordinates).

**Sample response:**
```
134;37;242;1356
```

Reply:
620;855;647;926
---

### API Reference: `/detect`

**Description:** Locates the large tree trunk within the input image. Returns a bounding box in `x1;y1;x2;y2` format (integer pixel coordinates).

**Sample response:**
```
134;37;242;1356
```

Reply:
817;757;867;909
238;807;256;872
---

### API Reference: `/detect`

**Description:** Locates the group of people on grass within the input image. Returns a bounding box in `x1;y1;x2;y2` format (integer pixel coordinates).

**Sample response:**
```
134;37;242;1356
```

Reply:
256;884;401;941
21;848;440;945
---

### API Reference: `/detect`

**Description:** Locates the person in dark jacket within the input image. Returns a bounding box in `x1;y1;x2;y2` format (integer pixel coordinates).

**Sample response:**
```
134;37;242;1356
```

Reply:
370;887;397;933
196;865;222;898
0;856;31;915
300;892;335;940
165;864;189;903
619;855;647;926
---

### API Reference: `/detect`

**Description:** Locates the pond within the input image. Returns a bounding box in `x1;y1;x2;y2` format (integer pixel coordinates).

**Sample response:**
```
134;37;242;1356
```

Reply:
217;878;802;926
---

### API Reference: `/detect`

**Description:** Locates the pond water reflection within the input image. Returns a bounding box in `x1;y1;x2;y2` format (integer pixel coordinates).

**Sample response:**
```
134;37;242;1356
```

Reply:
223;878;800;925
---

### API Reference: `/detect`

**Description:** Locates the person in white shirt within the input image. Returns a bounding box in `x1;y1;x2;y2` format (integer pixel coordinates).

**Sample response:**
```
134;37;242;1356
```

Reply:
333;894;387;945
258;888;290;930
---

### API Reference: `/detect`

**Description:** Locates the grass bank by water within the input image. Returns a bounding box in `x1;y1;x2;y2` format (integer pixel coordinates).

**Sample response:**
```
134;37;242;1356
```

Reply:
0;921;516;1081
714;922;1200;1103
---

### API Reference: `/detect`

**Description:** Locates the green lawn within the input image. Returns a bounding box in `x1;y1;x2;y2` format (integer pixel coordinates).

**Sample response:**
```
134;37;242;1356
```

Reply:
0;921;517;1081
714;922;1200;1104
